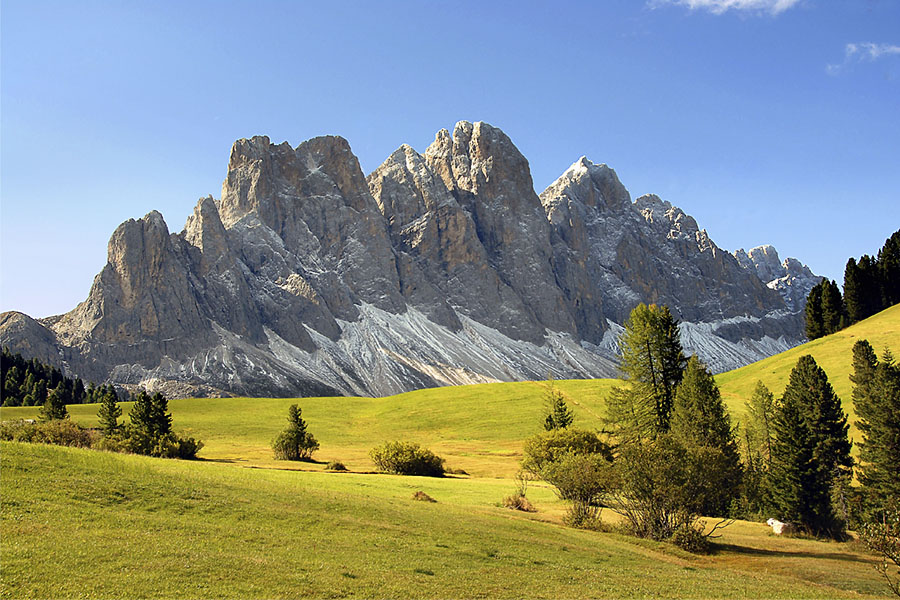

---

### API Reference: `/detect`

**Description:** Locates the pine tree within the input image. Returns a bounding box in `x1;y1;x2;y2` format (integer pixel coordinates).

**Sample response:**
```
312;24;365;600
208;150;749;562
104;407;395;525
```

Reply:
844;258;865;324
769;388;832;535
745;380;776;467
129;390;155;434
853;341;900;515
543;379;575;431
771;355;852;537
669;356;742;515
73;378;86;404
858;255;882;320
821;279;846;334
805;282;825;339
97;388;122;435
878;230;900;308
38;383;69;422
150;392;173;436
607;303;687;439
272;404;319;461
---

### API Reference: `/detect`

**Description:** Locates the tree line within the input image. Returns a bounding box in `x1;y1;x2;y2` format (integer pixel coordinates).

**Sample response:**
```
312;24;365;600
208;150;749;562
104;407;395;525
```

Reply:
519;302;898;554
1;347;128;408
806;229;900;339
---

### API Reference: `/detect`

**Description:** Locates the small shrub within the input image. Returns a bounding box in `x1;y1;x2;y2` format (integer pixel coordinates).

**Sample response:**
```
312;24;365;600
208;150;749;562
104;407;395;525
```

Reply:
326;460;348;471
370;441;444;477
445;467;469;475
671;523;712;554
502;493;536;512
412;491;437;502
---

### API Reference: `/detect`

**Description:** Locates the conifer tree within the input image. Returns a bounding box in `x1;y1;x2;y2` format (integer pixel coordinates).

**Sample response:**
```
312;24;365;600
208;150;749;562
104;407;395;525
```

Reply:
670;356;742;515
853;341;900;515
97;388;122;435
878;230;900;308
821;279;846;334
770;355;852;537
607;303;686;439
745;380;776;467
845;257;866;324
38;383;69;422
805;282;825;339
543;379;575;431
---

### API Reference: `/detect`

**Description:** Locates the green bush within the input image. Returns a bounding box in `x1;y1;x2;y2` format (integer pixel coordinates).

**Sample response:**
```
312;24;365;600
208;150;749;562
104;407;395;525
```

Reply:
0;419;95;447
326;460;348;471
370;441;444;477
521;428;612;476
671;523;711;554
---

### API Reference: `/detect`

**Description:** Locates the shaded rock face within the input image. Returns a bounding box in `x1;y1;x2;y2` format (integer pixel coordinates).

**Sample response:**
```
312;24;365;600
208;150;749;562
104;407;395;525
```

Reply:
0;122;816;397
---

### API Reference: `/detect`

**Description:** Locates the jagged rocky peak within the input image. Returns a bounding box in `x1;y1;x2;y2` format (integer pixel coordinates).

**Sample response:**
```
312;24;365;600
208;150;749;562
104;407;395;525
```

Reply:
542;157;632;216
1;121;820;398
734;244;821;311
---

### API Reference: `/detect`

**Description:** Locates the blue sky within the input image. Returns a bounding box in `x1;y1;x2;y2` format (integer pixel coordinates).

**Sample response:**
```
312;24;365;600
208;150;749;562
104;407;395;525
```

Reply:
1;0;898;318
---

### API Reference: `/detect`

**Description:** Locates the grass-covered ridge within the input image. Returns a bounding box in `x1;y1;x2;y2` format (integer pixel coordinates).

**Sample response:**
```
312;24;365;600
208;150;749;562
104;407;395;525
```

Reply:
1;441;890;599
717;303;900;421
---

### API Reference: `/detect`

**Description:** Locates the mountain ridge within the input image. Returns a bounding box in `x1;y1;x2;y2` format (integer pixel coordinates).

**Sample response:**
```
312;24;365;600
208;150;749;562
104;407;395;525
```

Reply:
0;121;820;397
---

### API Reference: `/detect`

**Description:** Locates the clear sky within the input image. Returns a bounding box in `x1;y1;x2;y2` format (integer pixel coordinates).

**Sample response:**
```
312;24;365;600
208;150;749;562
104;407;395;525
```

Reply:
1;0;898;318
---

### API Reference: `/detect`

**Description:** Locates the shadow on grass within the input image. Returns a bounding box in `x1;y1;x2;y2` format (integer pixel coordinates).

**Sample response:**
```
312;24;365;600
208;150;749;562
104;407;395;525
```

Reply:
712;542;873;564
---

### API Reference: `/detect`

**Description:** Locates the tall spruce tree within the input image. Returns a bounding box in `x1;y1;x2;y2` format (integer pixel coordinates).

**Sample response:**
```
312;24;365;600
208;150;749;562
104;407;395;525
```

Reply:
844;258;866;324
770;355;852;537
745;380;776;467
853;341;900;515
669;356;742;516
821;279;846;334
607;303;687;440
805;282;825;340
858;255;882;320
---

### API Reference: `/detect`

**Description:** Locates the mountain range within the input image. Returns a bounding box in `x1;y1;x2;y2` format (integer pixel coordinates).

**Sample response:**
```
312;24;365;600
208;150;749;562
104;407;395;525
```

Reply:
0;121;821;397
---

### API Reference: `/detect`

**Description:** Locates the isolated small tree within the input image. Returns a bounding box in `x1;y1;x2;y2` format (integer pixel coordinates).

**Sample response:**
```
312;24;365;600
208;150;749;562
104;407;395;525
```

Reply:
860;509;900;598
38;383;69;422
272;404;319;461
97;388;122;435
543;380;574;431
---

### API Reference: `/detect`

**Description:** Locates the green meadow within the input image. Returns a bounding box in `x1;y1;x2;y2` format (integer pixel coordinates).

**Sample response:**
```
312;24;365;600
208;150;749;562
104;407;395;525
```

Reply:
2;306;898;598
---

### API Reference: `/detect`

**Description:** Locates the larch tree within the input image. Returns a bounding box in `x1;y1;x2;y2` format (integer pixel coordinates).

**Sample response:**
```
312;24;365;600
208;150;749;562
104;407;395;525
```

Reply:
606;303;687;441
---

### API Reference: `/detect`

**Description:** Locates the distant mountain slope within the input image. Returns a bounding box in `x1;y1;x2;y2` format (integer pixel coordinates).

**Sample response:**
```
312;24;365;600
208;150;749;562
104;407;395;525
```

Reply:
0;121;817;397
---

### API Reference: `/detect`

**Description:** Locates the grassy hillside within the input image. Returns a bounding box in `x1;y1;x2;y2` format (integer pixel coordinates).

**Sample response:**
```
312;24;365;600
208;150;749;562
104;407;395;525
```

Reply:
0;379;617;477
718;303;900;422
1;441;891;599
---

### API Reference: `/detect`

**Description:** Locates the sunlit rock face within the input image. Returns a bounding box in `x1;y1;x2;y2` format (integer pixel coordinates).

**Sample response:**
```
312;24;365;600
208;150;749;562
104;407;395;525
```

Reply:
0;122;815;397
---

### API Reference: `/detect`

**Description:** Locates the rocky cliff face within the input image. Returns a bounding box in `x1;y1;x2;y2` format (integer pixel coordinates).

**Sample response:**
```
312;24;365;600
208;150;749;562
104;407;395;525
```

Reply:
0;121;818;397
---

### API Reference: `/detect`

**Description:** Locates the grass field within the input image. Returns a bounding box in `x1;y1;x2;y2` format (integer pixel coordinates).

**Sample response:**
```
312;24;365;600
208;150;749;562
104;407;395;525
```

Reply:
1;441;892;599
2;307;898;597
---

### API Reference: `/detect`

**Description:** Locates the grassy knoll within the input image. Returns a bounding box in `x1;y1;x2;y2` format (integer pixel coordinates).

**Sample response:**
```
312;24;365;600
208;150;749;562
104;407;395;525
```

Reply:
1;441;891;599
717;303;900;422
